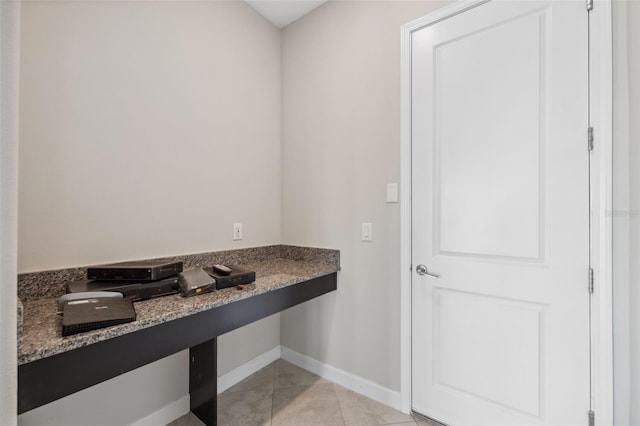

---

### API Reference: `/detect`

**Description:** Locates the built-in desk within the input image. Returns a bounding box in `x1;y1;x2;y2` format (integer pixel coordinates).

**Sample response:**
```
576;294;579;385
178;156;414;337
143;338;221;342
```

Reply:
17;246;339;425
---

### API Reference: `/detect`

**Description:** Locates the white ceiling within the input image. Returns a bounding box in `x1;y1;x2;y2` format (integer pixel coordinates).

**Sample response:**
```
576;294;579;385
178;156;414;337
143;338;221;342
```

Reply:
244;0;328;29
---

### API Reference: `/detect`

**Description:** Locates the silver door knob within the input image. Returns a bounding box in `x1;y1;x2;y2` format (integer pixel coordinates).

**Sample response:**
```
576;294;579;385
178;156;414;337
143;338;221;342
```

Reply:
416;264;440;278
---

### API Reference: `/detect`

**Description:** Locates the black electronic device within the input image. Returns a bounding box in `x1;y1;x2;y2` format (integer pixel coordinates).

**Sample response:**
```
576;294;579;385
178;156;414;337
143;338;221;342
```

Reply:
66;277;180;301
179;267;216;297
87;260;183;282
61;297;136;337
204;265;256;290
58;291;123;310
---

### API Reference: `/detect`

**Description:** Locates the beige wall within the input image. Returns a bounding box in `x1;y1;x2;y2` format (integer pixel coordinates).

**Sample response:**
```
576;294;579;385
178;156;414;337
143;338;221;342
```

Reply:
280;0;449;392
17;1;281;424
18;0;281;272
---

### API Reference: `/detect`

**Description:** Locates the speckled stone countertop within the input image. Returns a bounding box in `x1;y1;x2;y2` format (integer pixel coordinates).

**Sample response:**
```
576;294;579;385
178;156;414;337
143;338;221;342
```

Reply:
18;245;339;365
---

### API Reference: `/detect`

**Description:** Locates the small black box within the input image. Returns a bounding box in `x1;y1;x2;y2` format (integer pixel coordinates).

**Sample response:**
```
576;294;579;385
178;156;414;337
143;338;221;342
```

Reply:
178;267;216;297
87;260;183;282
62;297;136;336
203;266;256;290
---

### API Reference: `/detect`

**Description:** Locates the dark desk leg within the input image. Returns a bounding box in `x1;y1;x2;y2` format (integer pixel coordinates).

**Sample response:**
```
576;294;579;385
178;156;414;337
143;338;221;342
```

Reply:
189;338;217;426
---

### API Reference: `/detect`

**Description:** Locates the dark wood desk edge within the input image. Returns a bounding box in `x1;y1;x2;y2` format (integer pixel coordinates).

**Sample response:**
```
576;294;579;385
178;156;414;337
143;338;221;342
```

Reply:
18;273;337;414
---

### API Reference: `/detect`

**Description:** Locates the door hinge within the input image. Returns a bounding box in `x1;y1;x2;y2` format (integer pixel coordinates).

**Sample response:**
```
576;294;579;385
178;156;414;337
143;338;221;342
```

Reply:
588;410;595;426
587;0;593;12
588;268;594;294
588;127;594;151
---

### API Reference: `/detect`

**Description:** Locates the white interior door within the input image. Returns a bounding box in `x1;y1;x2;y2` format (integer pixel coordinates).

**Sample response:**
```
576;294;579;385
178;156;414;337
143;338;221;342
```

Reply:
411;1;590;425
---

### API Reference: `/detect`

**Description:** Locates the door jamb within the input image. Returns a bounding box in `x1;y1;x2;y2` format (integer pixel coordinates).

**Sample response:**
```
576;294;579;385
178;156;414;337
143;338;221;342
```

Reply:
588;1;613;424
398;1;614;423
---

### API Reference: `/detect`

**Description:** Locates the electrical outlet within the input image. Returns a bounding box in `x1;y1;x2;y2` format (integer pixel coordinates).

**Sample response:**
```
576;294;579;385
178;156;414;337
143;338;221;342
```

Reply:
233;223;243;240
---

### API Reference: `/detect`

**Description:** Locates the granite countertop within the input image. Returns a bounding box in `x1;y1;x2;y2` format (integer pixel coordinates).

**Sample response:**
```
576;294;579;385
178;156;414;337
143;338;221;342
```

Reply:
18;246;339;366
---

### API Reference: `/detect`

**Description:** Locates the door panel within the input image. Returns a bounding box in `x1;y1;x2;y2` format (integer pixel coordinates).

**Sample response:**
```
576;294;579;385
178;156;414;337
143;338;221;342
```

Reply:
411;1;589;425
436;8;544;260
434;288;545;417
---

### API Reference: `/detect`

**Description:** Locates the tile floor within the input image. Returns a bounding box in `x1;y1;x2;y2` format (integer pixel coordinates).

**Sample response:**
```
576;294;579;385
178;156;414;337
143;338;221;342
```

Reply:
168;359;441;426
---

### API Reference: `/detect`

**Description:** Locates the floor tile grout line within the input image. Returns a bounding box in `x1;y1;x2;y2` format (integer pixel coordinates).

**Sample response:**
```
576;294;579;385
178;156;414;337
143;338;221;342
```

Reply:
270;363;275;426
213;359;416;426
332;382;348;426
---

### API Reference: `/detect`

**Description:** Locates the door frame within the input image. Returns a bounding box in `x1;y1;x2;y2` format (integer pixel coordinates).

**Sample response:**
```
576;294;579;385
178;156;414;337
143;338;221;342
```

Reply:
399;0;613;423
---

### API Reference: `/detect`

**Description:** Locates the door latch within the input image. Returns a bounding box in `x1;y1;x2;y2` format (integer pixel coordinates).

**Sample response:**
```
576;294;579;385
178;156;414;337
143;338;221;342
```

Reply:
416;264;440;278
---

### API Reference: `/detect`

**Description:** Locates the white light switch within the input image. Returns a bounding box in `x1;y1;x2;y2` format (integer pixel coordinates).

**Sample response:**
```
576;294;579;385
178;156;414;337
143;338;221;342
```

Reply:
361;222;373;241
386;183;399;203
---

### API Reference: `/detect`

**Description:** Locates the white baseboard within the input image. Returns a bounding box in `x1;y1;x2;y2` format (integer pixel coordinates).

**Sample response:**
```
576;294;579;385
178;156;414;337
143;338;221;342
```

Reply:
131;346;281;426
280;346;403;413
217;345;282;394
129;395;190;426
130;345;402;425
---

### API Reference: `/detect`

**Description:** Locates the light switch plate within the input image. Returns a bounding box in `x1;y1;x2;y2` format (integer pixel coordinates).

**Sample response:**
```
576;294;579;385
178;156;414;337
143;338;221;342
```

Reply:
361;222;373;241
386;183;399;203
